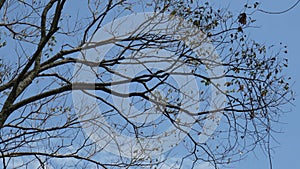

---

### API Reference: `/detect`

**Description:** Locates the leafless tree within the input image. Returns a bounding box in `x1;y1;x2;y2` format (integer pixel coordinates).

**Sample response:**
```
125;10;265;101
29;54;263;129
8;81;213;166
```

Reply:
0;0;293;168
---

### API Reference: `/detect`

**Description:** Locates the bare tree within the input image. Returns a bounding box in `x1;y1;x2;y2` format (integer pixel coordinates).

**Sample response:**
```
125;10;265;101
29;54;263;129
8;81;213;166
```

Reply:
0;0;293;168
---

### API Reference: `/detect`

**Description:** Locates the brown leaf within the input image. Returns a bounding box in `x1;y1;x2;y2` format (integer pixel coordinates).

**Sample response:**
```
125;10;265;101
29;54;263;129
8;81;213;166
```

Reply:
238;13;247;25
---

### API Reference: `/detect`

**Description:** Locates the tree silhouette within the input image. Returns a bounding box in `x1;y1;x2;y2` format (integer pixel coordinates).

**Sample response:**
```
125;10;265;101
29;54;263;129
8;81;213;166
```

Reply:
0;1;293;168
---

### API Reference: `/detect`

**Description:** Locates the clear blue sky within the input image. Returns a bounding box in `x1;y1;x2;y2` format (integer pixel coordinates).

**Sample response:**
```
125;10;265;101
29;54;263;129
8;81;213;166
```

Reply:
210;1;300;169
1;1;297;168
64;1;299;168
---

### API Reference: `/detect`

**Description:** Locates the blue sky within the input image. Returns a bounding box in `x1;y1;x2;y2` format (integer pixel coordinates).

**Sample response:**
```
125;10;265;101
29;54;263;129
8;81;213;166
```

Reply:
77;1;300;167
1;1;298;168
212;1;300;169
52;1;300;168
